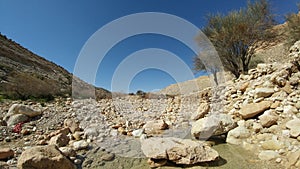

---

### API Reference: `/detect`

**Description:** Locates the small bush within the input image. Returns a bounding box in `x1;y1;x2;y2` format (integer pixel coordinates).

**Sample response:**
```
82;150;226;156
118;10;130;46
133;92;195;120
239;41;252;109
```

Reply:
285;5;300;44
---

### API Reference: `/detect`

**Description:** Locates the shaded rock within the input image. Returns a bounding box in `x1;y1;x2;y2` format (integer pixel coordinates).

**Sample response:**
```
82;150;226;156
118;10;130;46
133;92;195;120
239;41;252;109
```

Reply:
17;145;76;169
255;88;274;98
226;126;250;145
258;111;278;128
147;158;167;168
239;101;271;119
141;137;219;165
258;150;279;160
191;102;210;121
191;114;236;139
6;114;29;126
286;118;300;137
64;119;80;134
0;148;14;160
73;140;89;150
49;133;70;147
143;120;168;135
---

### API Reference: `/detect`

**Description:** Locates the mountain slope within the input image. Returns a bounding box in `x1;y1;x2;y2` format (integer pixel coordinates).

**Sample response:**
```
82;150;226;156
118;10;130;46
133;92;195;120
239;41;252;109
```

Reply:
0;34;110;100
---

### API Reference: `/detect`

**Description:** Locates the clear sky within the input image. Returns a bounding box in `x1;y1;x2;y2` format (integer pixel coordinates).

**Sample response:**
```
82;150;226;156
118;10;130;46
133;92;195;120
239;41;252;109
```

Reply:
0;0;299;93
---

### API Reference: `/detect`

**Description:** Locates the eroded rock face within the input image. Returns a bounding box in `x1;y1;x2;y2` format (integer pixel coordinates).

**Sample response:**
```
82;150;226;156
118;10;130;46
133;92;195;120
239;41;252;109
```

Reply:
191;114;236;139
141;137;219;165
239;101;271;119
17;145;76;169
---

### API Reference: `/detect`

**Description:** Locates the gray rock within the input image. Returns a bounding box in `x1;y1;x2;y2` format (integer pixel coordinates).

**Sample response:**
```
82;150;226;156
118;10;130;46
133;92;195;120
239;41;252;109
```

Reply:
6;114;29;127
141;137;219;165
258;150;279;161
191;114;236;139
73;140;89;150
58;147;76;157
17;145;76;169
5;104;41;121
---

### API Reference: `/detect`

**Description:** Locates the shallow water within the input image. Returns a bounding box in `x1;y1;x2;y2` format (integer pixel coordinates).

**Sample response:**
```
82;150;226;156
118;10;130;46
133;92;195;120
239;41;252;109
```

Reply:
87;141;284;169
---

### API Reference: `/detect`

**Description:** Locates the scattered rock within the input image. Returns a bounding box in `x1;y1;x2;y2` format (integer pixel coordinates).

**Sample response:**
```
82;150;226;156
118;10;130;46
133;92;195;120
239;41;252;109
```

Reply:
143;120;168;135
261;139;283;150
132;129;144;138
0;148;14;160
283;105;298;114
239;101;271;119
101;152;115;161
64;119;80;134
49;133;70;147
5;104;41;121
255;88;274;98
73;140;89;150
17;145;76;169
58;147;76;157
286;118;300;137
258;111;278;128
141;137;219;165
191;102;210;120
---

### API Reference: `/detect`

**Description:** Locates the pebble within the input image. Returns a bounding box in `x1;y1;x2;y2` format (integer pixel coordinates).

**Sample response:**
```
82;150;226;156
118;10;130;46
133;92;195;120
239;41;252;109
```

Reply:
74;159;82;164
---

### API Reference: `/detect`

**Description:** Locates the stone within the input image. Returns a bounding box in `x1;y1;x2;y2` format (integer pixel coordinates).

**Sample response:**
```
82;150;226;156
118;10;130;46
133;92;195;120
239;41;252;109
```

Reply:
4;104;41;121
258;111;278;128
84;127;98;139
261;139;283;150
255;88;274;98
58;147;76;157
17;145;76;169
6;114;29;126
72;131;83;141
101;152;115;161
191;102;210;120
239;101;271;119
191;114;236;139
147;158;167;168
258;150;279;160
283;105;298;114
239;82;249;92
0;148;14;160
64;119;80;134
49;133;70;147
141;137;219;165
73;140;89;150
226;126;250;145
143;120;168;135
270;101;281;109
282;82;293;94
132;129;144;138
286;118;300;137
287;150;300;167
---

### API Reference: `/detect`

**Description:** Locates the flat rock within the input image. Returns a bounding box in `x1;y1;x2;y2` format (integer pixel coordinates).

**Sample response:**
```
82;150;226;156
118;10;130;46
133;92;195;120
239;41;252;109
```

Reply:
141;137;219;165
239;101;271;119
17;145;76;169
258;111;278;128
286;118;300;137
258;150;279;161
0;148;14;160
58;147;76;157
255;88;274;98
191;114;236;139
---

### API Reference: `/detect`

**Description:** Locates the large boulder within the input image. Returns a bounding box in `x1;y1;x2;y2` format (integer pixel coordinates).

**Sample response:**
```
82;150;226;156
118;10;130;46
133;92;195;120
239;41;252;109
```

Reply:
239;101;271;119
191;114;236;139
17;145;76;169
4;104;41;121
141;137;219;165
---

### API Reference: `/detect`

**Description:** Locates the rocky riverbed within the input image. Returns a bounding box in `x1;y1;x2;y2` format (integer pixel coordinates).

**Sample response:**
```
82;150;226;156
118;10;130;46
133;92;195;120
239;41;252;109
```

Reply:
0;41;300;168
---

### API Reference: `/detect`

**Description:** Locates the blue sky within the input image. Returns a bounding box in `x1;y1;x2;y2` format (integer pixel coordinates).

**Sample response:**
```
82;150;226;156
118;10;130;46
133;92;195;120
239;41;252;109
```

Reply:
0;0;299;93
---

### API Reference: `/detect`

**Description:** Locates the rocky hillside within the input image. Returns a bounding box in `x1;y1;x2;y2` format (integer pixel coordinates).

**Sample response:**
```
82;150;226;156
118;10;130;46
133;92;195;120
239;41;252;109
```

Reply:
0;34;110;100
